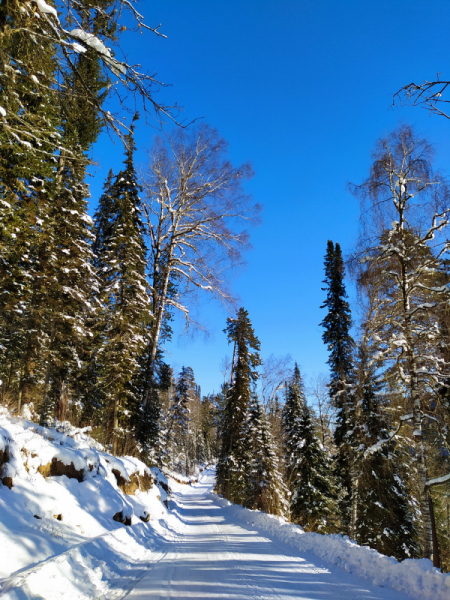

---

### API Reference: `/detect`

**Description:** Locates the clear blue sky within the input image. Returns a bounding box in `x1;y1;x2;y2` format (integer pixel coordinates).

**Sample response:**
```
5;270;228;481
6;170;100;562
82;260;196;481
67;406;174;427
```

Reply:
91;0;450;395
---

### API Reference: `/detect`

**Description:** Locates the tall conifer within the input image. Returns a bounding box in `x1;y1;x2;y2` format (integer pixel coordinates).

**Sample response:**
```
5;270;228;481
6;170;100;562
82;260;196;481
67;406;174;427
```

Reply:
166;366;196;475
216;308;261;503
320;240;356;532
282;365;336;531
354;341;418;559
0;0;116;420
0;2;61;413
94;121;150;454
244;391;289;517
282;364;307;487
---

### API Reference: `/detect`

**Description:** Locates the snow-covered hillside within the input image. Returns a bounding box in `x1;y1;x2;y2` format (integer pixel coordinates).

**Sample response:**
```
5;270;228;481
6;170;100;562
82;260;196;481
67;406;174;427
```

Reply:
1;406;450;600
0;405;169;598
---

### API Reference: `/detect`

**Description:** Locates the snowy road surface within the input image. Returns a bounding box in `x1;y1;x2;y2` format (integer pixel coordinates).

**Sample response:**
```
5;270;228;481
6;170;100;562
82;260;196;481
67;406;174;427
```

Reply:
127;469;412;600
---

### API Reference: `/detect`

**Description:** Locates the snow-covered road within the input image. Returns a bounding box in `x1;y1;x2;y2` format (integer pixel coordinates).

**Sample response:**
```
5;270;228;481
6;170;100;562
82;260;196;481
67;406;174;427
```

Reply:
127;469;412;600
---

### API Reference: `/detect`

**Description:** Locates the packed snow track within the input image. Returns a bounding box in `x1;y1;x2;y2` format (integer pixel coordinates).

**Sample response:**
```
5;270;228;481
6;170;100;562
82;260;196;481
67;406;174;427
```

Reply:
126;468;412;600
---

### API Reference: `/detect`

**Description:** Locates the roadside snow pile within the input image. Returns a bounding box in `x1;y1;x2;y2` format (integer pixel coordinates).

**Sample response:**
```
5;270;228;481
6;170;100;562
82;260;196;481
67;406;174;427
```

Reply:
0;405;168;599
214;493;450;600
1;524;165;600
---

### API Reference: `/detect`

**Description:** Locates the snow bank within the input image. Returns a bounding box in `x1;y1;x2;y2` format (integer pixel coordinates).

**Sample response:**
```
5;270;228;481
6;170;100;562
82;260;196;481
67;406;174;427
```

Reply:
0;406;168;598
1;523;164;600
213;491;450;600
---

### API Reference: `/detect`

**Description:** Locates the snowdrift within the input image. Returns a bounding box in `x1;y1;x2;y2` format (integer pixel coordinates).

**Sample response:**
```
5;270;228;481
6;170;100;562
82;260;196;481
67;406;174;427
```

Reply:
214;491;450;600
0;406;168;598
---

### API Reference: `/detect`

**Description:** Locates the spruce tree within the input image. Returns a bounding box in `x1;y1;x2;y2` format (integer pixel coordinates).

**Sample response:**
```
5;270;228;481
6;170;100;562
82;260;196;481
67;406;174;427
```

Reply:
290;401;337;532
199;395;217;462
93;121;150;454
0;14;96;424
282;364;307;487
0;2;61;414
216;307;261;503
36;136;98;426
243;390;289;517
136;355;171;467
0;0;117;420
139;388;164;464
354;341;418;559
320;240;356;533
166;366;195;475
282;365;336;531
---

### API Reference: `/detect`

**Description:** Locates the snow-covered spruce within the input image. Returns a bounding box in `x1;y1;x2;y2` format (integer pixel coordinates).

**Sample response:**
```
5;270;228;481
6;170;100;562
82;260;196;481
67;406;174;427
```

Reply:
282;364;337;532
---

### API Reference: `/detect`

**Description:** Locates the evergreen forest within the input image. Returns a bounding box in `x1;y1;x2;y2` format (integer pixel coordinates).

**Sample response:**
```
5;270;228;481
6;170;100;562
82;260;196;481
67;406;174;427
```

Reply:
1;0;450;576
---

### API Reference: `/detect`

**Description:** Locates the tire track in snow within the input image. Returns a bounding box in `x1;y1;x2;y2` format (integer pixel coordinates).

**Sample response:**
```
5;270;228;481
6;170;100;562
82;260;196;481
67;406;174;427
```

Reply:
125;469;413;600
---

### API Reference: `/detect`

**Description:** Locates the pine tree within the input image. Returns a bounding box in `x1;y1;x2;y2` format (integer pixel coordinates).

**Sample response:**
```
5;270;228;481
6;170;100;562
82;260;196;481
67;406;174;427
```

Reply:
320;240;356;533
93;121;150;454
216;307;261;503
243;391;289;517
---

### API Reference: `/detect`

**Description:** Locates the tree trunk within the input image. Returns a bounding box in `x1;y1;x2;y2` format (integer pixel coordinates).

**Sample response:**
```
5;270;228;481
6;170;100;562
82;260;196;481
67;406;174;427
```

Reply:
143;262;173;407
408;357;433;558
417;440;433;559
112;396;119;455
350;476;359;539
17;368;23;415
428;489;441;569
403;247;433;559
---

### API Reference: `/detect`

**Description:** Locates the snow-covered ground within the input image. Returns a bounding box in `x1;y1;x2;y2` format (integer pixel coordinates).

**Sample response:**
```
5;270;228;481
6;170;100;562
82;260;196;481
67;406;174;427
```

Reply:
1;406;450;599
0;406;169;598
128;471;449;600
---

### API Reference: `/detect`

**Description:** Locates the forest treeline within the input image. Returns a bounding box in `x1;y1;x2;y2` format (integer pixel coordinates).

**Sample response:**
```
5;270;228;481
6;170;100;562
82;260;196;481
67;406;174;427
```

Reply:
214;127;450;569
1;0;450;576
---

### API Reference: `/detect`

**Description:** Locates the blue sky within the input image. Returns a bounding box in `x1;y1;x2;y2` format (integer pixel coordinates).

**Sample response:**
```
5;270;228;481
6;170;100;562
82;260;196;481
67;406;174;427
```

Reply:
91;0;450;395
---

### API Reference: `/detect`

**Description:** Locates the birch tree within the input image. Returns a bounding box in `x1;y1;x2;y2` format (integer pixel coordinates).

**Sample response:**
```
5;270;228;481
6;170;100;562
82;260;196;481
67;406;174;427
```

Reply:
395;77;450;122
307;373;335;451
351;125;450;563
352;295;418;560
260;354;292;410
140;125;258;404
